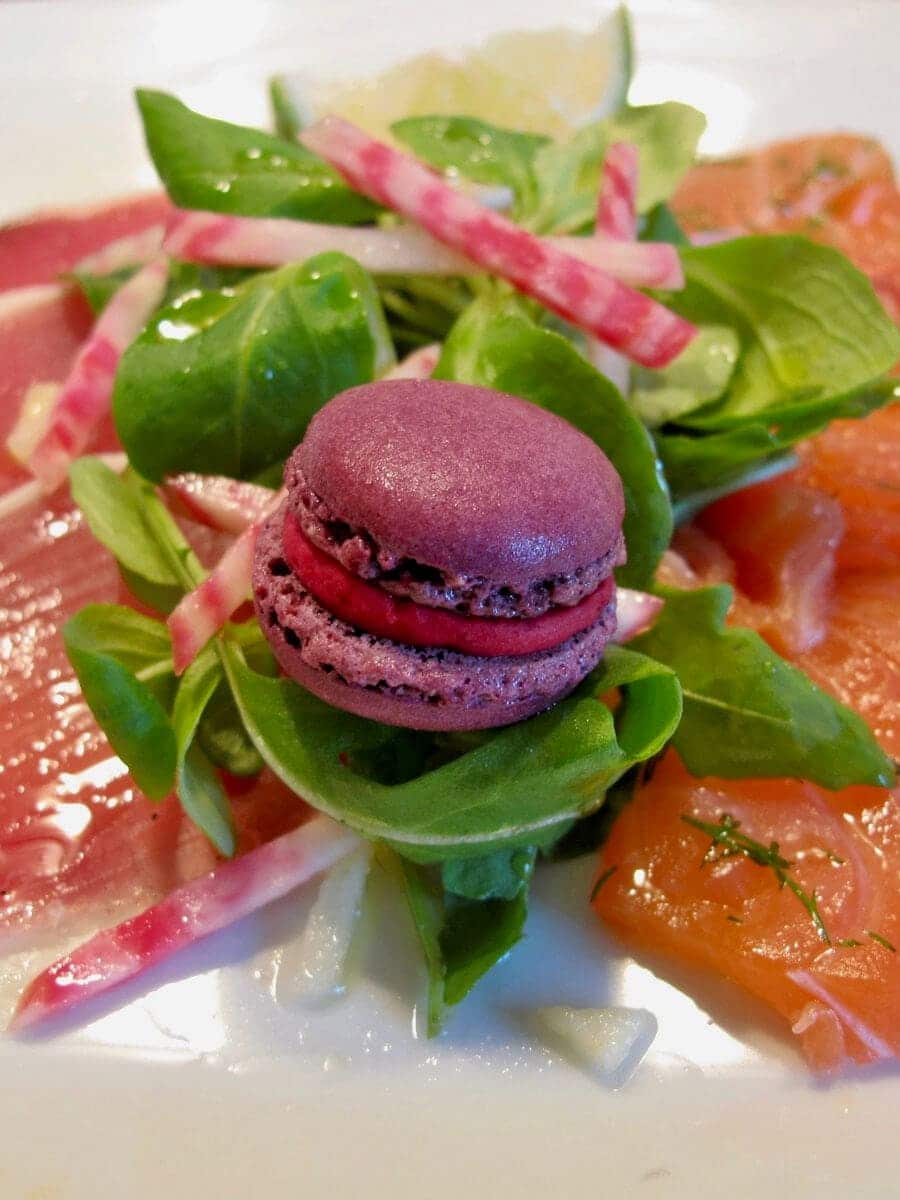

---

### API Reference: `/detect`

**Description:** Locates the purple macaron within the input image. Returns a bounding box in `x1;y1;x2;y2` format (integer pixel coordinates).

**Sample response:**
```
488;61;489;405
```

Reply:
253;379;626;731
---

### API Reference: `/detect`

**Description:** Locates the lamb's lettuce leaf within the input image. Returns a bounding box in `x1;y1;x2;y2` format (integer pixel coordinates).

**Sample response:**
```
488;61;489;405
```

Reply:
114;253;393;481
392;116;548;213
528;101;705;233
136;89;376;223
63;606;177;801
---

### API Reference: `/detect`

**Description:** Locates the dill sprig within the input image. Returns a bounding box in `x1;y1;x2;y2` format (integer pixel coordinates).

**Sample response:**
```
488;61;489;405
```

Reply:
867;930;896;953
682;812;832;944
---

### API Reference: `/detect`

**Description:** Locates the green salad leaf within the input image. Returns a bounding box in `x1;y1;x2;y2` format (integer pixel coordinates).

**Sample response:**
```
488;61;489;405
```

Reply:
674;237;900;427
398;848;534;1034
70;459;181;587
114;253;394;481
633;586;896;790
63;606;177;801
392;115;549;212
172;647;237;856
529;101;705;233
136;89;376;223
442;845;537;902
197;681;265;777
269;75;306;141
640;201;689;245
71;262;253;318
222;641;682;861
631;325;739;428
651;237;900;503
436;296;672;588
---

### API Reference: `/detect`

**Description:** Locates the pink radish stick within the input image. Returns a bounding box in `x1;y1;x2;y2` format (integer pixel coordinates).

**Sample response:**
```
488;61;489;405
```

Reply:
597;142;639;241
28;255;169;493
299;117;694;367
165;210;683;291
163;473;276;535
382;342;441;380
10;815;361;1032
168;488;286;674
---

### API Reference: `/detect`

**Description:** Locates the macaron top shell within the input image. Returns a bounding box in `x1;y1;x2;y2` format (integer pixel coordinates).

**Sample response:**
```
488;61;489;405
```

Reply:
296;379;625;588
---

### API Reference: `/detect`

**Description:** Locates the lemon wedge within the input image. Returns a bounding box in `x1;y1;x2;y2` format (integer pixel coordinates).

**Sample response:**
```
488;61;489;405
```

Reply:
272;6;632;142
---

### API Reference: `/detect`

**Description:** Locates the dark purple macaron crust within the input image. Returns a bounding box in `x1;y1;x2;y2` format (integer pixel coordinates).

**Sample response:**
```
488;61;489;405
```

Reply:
253;379;626;730
254;514;618;730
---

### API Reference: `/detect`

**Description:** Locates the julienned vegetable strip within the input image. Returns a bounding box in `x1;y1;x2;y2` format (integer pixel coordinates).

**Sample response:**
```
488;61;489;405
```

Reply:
75;224;165;275
612;588;664;643
164;209;685;290
10;815;361;1031
163;473;276;535
5;381;60;464
168;488;286;674
28;255;170;493
597;142;638;240
299;117;695;368
383;342;441;380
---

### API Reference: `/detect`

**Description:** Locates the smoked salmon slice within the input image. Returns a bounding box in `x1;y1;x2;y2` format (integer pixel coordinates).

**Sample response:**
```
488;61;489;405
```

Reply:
673;134;900;320
598;397;900;1070
594;753;900;1071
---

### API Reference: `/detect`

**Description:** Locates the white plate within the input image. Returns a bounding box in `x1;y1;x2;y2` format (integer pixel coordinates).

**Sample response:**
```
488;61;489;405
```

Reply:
2;2;900;1196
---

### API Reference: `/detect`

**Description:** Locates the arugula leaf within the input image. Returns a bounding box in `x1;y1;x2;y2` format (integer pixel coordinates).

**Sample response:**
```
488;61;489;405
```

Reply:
222;641;681;860
398;851;533;1034
114;253;393;481
442;845;536;901
633;586;896;790
395;856;447;1033
70;459;181;587
436;297;672;588
392;116;548;212
649;237;900;503
658;376;898;503
631;325;739;428
172;647;237;856
63;607;177;801
672;238;900;427
136;89;376;223
529;101;705;234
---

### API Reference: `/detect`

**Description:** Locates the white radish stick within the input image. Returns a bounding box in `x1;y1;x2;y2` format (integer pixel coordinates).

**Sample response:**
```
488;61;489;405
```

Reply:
10;815;361;1032
164;210;684;291
5;381;61;464
276;842;373;1005
163;473;276;535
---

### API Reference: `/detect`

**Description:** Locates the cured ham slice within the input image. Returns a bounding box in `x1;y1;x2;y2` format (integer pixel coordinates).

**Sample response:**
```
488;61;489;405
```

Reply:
0;193;170;292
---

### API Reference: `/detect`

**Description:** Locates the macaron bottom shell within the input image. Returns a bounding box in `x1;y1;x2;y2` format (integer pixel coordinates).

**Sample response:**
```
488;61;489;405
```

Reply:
253;511;617;732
